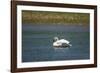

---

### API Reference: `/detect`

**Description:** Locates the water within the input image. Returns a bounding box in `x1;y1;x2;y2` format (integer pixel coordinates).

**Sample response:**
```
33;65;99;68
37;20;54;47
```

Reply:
22;24;90;62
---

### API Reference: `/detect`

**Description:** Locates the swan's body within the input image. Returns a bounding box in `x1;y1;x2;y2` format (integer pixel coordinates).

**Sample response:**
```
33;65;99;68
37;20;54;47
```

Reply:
53;37;72;47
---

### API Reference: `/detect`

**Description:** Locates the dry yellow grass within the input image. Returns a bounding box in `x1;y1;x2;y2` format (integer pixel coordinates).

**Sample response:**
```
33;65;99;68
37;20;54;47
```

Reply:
22;10;90;25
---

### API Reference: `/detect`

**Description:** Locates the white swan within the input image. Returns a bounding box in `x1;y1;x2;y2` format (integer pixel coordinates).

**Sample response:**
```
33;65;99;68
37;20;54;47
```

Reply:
53;37;72;47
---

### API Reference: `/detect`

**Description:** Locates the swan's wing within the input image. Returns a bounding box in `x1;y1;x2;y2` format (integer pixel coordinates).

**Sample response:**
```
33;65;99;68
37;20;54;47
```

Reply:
53;41;62;46
57;39;70;44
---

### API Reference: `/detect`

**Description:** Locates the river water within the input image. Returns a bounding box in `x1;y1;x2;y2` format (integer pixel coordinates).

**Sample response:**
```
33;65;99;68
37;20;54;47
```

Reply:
22;24;90;62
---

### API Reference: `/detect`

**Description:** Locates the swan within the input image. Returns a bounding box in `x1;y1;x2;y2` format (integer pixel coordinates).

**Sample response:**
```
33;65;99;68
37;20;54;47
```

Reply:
53;37;72;47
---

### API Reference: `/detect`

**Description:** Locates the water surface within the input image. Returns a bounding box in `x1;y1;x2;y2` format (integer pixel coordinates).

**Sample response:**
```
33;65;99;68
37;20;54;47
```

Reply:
22;24;90;62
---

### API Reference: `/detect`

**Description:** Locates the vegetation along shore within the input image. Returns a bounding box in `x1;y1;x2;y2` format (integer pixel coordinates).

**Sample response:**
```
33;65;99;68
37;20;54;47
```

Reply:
22;10;90;26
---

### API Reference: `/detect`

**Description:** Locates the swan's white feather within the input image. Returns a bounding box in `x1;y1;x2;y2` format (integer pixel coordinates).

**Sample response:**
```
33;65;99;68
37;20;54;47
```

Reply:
53;38;70;47
57;39;70;44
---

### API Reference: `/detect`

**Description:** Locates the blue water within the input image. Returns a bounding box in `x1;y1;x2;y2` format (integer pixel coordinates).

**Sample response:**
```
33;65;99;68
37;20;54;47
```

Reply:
22;24;90;62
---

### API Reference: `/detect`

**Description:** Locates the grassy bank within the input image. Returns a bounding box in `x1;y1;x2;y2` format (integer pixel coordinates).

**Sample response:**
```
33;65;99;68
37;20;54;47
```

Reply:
22;10;90;26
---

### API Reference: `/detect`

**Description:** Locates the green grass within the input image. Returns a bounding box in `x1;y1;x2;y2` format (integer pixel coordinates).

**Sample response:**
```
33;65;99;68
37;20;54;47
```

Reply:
22;10;90;26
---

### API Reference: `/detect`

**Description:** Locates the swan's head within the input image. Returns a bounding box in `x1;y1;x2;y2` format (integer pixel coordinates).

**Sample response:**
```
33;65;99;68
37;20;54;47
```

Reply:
53;37;59;42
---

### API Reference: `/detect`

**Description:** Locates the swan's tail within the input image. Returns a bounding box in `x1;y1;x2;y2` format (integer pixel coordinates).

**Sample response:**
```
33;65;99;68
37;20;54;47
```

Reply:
69;44;72;47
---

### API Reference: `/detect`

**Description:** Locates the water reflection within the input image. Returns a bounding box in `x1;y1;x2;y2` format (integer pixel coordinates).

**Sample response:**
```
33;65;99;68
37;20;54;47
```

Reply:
53;46;70;52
